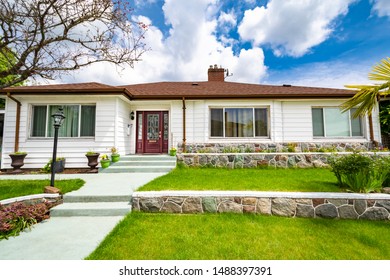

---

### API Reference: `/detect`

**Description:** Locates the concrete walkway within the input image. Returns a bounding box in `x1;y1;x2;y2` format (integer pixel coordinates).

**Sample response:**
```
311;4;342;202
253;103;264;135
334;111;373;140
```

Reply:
0;172;166;260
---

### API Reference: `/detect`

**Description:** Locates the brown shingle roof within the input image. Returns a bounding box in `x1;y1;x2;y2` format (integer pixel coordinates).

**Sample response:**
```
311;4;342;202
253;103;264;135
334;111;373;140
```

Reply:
1;81;356;99
123;81;355;99
2;82;121;93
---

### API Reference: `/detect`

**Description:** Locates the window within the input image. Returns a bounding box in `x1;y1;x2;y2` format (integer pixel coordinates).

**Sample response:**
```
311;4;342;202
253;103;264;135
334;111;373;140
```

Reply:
31;105;96;137
210;108;269;138
312;107;363;137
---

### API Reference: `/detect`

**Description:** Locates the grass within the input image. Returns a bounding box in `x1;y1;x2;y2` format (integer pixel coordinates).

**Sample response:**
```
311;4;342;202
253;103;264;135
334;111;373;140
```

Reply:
0;179;85;200
138;167;341;192
86;212;390;260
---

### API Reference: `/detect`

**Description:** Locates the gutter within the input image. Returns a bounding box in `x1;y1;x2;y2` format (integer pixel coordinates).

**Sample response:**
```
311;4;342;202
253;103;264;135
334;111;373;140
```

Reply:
182;97;186;152
7;93;21;152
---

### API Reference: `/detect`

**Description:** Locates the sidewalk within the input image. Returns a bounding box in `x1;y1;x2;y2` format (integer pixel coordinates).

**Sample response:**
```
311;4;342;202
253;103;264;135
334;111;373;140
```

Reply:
0;172;166;260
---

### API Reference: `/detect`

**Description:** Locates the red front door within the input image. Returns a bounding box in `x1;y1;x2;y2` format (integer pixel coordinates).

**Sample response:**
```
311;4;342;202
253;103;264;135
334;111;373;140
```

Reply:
136;111;169;154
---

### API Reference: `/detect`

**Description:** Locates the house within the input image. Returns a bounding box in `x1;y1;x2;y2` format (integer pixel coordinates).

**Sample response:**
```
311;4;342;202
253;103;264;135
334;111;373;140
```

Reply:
0;65;381;169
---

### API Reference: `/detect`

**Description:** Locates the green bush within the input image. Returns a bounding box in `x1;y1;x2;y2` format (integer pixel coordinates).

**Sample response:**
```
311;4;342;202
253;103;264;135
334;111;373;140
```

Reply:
328;153;390;193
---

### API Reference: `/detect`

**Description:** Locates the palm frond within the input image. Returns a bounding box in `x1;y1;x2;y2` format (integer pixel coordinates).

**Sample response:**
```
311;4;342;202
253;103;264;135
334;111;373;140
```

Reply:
368;57;390;81
340;86;380;117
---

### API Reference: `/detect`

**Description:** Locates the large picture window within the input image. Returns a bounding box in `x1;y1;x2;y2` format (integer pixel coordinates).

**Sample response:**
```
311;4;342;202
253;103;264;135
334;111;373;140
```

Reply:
312;107;363;137
31;105;96;137
210;108;269;138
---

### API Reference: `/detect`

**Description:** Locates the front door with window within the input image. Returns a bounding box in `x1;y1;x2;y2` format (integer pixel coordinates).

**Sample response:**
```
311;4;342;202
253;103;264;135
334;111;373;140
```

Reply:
136;111;168;154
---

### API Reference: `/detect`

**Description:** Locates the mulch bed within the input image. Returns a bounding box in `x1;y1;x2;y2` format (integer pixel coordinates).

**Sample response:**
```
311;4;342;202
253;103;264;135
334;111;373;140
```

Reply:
0;168;93;175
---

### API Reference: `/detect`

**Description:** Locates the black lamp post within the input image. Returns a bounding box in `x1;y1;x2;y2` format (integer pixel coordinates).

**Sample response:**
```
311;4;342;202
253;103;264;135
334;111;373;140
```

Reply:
50;107;65;187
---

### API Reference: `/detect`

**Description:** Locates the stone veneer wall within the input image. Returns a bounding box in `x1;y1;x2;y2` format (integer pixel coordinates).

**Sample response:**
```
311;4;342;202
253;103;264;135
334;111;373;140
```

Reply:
178;142;371;153
132;191;390;221
177;152;390;168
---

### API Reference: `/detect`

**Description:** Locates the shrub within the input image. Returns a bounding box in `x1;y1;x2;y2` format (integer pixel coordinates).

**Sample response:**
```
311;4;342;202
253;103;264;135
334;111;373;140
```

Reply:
328;153;390;193
0;202;50;240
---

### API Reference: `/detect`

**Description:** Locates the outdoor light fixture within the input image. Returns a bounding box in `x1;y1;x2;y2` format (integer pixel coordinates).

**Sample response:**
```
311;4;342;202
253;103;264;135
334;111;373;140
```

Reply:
130;111;135;120
50;107;65;187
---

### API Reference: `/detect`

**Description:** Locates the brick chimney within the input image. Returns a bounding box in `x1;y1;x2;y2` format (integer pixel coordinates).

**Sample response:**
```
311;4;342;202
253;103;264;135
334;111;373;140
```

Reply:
208;64;225;82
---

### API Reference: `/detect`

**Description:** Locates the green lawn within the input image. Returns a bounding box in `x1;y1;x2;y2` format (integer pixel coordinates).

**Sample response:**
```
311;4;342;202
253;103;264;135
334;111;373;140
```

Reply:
0;179;85;200
138;167;341;192
87;212;390;260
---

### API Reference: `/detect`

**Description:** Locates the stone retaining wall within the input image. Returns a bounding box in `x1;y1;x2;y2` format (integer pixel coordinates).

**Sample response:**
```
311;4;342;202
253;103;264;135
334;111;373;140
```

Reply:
132;191;390;221
179;142;371;154
0;194;62;207
177;152;390;168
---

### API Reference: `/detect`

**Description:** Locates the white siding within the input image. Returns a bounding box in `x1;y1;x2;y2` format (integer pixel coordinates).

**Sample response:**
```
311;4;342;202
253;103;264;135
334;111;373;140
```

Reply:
116;98;132;155
1;95;122;169
181;98;376;144
281;101;313;142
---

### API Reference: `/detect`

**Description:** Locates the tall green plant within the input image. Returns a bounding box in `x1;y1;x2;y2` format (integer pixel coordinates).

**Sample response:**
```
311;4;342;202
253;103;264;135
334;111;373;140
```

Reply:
328;153;390;193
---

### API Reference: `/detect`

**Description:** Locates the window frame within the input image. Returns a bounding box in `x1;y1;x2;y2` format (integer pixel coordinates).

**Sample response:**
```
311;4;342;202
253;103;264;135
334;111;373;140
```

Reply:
209;107;270;138
29;104;96;138
311;106;365;138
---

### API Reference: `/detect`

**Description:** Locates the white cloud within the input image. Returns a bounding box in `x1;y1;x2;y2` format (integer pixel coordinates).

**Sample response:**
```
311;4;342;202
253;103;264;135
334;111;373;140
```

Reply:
238;0;356;57
218;10;237;27
50;0;267;85
370;0;390;17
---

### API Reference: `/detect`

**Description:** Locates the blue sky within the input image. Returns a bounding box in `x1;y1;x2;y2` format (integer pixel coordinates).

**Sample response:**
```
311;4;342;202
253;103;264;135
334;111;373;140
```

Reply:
59;0;390;89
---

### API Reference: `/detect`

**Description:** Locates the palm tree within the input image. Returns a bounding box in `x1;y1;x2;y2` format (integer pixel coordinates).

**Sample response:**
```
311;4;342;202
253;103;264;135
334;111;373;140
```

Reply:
341;57;390;117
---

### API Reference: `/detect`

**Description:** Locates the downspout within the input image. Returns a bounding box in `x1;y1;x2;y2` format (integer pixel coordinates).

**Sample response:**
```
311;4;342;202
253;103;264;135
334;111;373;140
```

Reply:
368;114;376;146
7;93;21;152
182;97;186;153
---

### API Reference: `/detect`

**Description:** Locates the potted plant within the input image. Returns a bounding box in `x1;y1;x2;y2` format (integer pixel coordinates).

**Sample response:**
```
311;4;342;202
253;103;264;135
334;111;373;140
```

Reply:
42;157;66;173
54;157;66;173
110;147;120;163
169;147;177;156
100;154;110;168
9;151;27;173
85;151;100;172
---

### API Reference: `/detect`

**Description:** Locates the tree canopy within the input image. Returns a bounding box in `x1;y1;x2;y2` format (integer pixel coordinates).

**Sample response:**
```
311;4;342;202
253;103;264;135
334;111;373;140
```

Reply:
0;0;147;89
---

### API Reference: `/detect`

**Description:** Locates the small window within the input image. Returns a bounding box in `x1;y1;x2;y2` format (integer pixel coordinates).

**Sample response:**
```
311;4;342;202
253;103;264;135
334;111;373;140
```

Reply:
311;107;363;137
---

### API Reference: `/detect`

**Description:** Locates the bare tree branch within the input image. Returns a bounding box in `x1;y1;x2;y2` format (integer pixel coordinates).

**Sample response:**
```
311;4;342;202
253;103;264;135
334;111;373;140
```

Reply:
0;0;148;88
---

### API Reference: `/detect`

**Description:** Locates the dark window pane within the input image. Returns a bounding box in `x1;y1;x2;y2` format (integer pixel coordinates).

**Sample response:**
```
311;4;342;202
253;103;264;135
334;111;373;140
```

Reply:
255;108;268;136
32;106;47;137
225;108;253;137
210;109;223;137
47;105;79;137
312;108;324;137
80;106;96;137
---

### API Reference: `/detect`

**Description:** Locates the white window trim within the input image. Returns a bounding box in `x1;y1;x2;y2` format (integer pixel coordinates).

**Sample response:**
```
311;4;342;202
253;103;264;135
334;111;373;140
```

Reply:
29;104;96;139
209;106;270;139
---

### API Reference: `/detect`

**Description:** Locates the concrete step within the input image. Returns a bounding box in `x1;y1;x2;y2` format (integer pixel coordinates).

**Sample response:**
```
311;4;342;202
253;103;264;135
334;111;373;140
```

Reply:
120;155;176;162
50;202;131;217
99;165;174;173
64;195;131;203
111;160;176;167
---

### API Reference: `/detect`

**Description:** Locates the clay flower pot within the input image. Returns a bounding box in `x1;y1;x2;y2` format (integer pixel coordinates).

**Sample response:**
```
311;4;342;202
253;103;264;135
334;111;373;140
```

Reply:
85;152;100;173
9;153;27;173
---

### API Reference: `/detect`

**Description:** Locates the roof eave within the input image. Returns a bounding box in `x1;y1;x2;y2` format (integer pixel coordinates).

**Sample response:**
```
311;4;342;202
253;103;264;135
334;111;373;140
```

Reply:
130;93;355;100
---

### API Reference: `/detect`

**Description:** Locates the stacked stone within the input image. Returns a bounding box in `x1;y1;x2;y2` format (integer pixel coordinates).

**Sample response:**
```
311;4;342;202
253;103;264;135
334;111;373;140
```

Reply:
177;153;379;169
178;142;370;154
132;194;390;221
